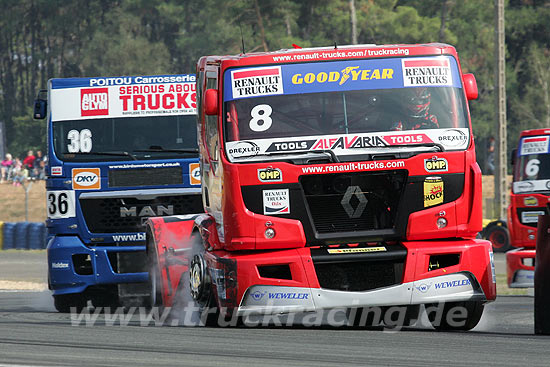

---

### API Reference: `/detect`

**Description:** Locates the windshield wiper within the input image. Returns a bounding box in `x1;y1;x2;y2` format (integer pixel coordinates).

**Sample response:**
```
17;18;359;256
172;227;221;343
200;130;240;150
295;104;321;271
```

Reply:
134;147;199;154
250;149;340;163
389;142;445;152
64;151;138;160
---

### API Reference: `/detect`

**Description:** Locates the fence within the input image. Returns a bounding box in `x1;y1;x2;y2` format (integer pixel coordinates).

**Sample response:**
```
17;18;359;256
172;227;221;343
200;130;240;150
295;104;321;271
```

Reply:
0;221;48;250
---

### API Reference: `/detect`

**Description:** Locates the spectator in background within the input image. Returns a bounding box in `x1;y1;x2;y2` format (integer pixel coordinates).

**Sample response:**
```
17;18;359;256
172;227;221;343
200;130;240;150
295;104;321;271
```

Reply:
486;136;495;174
1;153;13;183
11;158;25;186
33;150;46;180
23;150;36;179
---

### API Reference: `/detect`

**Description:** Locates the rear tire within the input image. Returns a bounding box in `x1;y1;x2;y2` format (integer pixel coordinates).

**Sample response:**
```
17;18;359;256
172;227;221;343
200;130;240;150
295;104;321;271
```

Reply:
428;301;484;331
53;293;87;313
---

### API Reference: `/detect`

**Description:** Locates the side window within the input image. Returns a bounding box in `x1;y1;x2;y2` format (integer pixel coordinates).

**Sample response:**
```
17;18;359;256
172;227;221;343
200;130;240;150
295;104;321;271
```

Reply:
205;71;219;161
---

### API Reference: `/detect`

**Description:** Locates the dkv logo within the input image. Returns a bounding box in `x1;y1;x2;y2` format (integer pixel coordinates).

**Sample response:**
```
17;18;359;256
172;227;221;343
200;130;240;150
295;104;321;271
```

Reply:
72;168;101;190
189;163;200;185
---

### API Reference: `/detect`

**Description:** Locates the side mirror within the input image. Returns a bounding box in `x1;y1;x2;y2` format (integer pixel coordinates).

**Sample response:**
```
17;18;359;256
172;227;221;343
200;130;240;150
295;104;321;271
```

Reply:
205;89;218;115
462;73;478;100
511;148;517;166
33;89;48;119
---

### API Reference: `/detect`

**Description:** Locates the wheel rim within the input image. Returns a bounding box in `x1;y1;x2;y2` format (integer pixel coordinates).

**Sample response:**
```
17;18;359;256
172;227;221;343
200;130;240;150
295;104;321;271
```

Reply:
489;230;506;249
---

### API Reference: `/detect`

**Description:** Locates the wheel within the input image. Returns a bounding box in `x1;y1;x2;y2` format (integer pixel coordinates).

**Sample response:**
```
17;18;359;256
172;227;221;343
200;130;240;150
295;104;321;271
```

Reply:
171;233;219;326
428;301;484;331
145;229;163;310
484;224;511;253
53;293;87;313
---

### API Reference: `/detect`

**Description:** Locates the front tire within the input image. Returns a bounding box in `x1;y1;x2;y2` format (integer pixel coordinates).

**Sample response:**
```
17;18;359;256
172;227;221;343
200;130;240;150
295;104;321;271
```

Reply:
428;301;484;331
53;293;87;313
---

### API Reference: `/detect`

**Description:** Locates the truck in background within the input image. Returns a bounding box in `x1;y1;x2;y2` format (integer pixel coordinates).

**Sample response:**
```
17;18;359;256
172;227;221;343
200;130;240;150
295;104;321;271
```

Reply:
34;74;202;311
147;43;496;330
506;128;550;288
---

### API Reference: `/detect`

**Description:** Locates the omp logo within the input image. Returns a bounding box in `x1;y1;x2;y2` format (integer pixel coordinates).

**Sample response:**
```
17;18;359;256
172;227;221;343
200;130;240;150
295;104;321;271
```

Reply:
189;163;200;185
258;168;282;182
72;168;100;190
291;67;394;85
81;88;108;116
424;157;448;172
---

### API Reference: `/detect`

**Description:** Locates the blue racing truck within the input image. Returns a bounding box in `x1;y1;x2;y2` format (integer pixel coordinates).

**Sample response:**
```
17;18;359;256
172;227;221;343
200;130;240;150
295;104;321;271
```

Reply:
33;74;202;312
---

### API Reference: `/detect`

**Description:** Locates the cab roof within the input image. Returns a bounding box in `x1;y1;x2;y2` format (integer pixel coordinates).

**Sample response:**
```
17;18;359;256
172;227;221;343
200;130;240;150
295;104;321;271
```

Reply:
198;43;458;69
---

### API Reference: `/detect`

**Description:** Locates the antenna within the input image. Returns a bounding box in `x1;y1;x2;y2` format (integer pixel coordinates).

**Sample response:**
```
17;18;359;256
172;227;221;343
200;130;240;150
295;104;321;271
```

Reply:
240;23;246;54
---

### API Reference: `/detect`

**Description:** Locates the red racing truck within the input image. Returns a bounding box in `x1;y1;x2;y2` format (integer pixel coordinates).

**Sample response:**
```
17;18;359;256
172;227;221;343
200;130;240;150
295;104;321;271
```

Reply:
147;43;496;330
506;129;550;288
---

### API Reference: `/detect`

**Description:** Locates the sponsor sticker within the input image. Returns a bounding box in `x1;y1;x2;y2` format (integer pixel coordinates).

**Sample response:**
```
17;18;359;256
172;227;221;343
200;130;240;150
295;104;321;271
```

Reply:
81;88;108;116
227;141;260;158
424;157;448;172
72;168;101;190
327;246;387;254
51;166;63;176
520;136;549;155
523;196;538;207
402;57;452;87
263;189;290;215
434;278;471;289
189;163;200;185
258;167;282;182
231;66;283;99
424;176;444;207
437;129;468;148
415;282;432;293
51;262;69;269
521;211;545;224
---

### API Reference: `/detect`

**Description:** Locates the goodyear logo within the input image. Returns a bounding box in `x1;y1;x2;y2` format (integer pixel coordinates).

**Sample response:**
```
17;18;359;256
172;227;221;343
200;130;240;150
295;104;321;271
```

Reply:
258;168;282;182
424;176;443;207
327;247;387;254
424;157;448;172
291;67;394;86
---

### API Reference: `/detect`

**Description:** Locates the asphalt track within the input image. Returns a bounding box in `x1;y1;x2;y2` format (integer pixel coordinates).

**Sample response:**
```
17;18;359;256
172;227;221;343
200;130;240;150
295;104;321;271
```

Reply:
1;253;549;366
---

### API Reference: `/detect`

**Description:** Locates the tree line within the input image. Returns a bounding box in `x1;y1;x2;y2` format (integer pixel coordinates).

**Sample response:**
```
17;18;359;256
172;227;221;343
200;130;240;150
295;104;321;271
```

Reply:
1;0;549;168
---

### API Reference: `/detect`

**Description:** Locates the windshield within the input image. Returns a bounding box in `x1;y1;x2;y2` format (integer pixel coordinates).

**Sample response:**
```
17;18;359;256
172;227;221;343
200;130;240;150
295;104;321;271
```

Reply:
513;135;550;194
223;56;469;162
53;115;197;162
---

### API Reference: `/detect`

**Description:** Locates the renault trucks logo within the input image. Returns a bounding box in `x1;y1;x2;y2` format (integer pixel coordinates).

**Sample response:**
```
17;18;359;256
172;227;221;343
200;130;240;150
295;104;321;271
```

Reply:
189;163;200;185
231;66;283;99
72;168;100;190
263;189;290;215
402;58;451;86
341;186;368;218
81;88;108;116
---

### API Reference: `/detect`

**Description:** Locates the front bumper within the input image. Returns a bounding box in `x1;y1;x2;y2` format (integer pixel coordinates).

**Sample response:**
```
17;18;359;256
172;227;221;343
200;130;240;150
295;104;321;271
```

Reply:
506;248;535;288
47;236;148;295
210;239;496;315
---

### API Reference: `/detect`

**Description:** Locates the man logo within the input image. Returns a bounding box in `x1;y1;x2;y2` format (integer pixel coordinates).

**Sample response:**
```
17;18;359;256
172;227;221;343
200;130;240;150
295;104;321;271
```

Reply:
72;168;101;190
258;168;282;182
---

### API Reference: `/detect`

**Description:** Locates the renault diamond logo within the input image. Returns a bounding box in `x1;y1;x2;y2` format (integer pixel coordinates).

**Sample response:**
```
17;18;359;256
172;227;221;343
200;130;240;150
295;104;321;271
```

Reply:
341;186;368;218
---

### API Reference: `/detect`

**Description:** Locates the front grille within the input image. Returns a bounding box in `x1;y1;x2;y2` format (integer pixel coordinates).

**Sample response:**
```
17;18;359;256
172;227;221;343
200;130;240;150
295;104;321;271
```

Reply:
109;167;183;188
80;194;203;233
315;261;403;291
301;171;407;234
311;244;406;291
